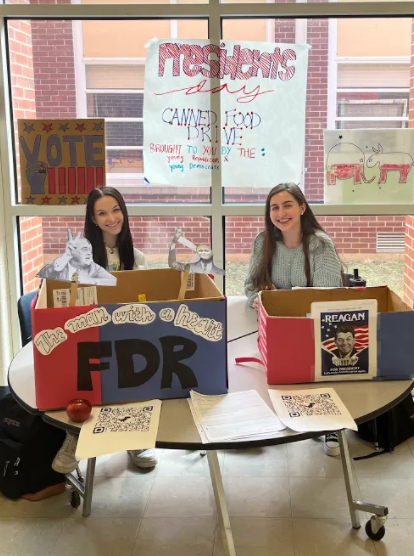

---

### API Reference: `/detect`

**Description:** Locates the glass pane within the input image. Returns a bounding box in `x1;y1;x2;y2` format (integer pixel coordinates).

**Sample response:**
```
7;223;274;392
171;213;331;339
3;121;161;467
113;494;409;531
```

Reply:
20;215;211;293
107;149;143;174
87;93;144;119
106;122;143;147
222;16;411;203
337;121;408;130
225;215;407;301
9;19;209;203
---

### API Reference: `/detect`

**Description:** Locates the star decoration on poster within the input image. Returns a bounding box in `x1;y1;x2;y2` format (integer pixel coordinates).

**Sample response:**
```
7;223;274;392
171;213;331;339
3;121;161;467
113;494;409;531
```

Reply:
59;123;70;132
71;196;80;205
75;123;86;132
58;196;68;205
26;196;35;204
42;123;53;133
23;123;35;134
93;122;103;132
41;196;51;205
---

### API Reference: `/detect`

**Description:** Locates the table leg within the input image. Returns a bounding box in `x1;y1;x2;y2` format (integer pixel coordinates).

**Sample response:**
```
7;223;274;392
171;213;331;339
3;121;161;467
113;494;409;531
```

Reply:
338;430;389;537
207;451;236;556
338;430;361;529
82;457;96;517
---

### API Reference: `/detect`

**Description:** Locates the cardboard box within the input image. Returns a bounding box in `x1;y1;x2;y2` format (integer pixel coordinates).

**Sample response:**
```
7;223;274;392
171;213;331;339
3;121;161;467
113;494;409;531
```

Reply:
32;269;227;410
258;286;413;384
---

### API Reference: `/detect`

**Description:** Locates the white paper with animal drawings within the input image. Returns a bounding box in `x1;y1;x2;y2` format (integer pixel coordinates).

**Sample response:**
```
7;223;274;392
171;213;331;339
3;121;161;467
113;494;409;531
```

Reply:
75;400;162;460
268;388;357;432
324;129;414;205
189;390;285;443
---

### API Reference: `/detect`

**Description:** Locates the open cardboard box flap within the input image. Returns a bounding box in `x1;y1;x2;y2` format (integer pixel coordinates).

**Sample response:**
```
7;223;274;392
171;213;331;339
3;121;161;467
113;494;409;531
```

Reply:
36;268;224;309
260;286;411;318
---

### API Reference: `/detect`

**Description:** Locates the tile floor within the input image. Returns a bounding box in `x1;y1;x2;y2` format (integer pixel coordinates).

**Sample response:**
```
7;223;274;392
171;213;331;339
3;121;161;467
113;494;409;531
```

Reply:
1;431;414;556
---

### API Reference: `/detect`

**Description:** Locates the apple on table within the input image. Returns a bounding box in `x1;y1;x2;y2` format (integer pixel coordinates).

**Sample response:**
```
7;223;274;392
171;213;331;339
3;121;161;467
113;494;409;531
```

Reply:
66;399;92;423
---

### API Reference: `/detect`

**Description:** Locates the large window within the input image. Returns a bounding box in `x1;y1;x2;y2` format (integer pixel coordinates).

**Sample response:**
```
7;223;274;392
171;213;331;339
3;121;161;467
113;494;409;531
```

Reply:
0;0;413;365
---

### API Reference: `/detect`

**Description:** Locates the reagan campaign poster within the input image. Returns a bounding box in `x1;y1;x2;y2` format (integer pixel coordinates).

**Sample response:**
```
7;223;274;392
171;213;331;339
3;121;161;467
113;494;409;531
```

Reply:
311;299;378;381
143;39;309;187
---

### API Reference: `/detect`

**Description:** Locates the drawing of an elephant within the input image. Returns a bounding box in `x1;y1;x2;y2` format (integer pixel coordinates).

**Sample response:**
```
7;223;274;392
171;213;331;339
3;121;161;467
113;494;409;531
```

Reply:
326;143;374;185
366;143;413;184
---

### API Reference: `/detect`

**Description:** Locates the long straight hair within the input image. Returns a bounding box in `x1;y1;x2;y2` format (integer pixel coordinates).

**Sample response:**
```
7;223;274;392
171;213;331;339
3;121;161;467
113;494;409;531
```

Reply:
84;187;135;270
250;183;343;289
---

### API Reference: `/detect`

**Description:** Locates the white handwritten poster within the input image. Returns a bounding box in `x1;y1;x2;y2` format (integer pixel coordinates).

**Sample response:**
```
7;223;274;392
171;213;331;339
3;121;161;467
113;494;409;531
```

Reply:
324;129;414;204
143;39;309;187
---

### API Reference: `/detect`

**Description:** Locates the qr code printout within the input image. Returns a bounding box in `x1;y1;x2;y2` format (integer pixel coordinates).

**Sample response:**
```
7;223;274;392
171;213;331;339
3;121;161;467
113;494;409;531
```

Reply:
281;393;341;418
93;406;153;434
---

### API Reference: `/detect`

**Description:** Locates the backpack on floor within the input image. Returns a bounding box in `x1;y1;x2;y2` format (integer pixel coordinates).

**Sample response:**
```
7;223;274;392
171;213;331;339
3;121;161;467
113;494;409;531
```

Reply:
354;392;414;460
0;394;66;499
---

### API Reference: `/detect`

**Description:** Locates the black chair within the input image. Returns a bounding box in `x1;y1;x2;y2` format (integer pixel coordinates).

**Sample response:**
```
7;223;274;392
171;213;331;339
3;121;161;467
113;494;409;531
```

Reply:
17;290;37;347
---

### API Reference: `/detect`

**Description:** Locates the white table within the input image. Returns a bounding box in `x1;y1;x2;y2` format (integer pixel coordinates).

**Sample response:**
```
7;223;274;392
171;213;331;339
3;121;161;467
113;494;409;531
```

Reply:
8;296;414;553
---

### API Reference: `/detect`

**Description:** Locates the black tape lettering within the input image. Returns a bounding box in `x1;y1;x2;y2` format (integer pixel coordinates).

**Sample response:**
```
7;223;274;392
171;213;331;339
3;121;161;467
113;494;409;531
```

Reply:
115;339;159;389
77;341;112;391
160;335;198;389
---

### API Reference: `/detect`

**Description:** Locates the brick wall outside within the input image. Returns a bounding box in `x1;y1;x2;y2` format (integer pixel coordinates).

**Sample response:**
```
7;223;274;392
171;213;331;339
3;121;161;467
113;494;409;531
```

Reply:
8;0;42;293
41;216;210;260
402;20;414;307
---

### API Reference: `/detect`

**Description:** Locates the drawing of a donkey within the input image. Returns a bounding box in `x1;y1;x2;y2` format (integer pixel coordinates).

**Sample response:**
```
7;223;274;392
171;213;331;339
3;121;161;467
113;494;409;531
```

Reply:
366;143;414;184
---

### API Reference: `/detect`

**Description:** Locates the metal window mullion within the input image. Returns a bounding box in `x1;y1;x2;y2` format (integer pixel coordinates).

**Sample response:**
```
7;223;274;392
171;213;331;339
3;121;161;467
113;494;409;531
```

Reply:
86;89;144;94
10;203;213;218
104;117;143;122
337;88;410;93
84;58;146;65
209;0;224;293
219;203;414;217
335;116;408;121
107;146;143;151
1;2;413;19
0;16;21;355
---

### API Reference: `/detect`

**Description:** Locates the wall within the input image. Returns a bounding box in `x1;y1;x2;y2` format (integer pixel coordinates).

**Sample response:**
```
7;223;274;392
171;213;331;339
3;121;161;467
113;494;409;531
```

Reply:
9;1;42;294
402;20;414;307
337;18;411;58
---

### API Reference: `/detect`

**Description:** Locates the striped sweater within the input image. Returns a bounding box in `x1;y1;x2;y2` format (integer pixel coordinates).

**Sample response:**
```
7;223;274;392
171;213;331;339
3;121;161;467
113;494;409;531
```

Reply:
244;231;342;307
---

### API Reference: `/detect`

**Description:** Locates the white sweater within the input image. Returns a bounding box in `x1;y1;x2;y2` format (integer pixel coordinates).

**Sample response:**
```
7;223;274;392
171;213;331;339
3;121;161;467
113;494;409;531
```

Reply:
244;231;342;307
105;246;147;272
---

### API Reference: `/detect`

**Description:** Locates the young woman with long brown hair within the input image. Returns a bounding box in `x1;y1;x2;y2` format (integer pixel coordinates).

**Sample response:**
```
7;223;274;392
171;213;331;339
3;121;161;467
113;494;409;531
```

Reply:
245;182;343;456
245;182;343;310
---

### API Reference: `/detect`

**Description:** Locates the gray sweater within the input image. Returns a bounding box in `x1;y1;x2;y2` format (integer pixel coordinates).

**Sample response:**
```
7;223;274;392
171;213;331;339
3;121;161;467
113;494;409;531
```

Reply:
244;231;342;307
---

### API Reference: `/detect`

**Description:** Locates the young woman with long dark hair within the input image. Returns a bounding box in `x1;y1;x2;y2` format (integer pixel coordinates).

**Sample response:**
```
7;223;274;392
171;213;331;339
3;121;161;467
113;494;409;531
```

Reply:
245;183;343;456
52;187;158;474
84;186;146;272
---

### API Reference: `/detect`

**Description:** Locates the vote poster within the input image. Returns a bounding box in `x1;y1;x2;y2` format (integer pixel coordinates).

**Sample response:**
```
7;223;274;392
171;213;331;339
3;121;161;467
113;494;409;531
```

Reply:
143;39;309;187
18;119;105;205
324;129;414;205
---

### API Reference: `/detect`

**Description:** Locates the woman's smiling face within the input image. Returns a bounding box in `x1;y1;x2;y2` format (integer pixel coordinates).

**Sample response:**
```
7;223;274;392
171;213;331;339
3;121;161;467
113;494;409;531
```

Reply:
93;195;124;237
269;191;305;234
